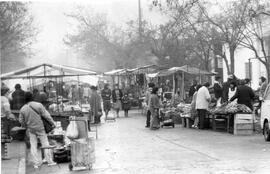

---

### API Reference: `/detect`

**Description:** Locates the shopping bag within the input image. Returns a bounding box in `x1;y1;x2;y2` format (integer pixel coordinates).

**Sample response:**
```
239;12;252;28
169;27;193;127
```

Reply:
66;121;79;139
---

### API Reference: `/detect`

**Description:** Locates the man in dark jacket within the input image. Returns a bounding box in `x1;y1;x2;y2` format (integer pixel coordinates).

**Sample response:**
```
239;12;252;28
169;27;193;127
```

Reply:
213;76;223;106
229;80;255;110
11;84;25;110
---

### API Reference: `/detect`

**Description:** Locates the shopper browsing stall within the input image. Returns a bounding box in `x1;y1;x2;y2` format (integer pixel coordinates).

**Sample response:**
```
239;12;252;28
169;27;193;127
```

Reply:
191;85;202;129
189;80;197;98
101;84;112;120
1;85;16;160
11;84;26;110
122;92;131;117
19;92;56;168
196;82;211;129
112;84;123;118
89;86;102;124
145;83;155;128
149;87;161;130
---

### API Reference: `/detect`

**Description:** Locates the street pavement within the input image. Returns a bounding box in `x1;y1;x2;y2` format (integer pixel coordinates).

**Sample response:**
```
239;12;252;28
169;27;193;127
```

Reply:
1;141;26;174
26;110;270;174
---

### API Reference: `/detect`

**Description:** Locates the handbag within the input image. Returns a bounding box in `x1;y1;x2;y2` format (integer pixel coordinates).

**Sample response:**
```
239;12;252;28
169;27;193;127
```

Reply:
29;105;54;133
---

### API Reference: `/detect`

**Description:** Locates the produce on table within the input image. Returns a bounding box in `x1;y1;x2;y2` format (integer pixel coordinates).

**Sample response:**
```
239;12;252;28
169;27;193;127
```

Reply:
209;102;252;114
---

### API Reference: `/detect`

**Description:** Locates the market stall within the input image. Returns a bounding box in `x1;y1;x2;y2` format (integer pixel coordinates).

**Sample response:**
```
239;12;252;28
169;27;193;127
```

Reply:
2;63;98;168
1;63;98;129
104;65;160;108
156;65;215;101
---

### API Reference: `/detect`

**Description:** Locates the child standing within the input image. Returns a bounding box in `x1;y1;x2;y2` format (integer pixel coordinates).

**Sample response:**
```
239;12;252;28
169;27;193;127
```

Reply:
122;93;131;117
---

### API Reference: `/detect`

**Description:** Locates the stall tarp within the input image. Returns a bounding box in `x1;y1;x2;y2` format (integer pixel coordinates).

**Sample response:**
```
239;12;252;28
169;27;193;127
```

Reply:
104;69;127;75
1;63;97;80
157;65;215;77
146;73;159;78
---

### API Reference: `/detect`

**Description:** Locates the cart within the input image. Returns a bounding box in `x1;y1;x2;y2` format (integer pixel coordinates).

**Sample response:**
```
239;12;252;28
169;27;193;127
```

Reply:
160;109;175;128
68;117;95;171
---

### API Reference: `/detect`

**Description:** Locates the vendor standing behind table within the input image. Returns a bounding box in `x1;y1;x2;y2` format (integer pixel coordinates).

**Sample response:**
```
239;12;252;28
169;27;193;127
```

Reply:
213;76;223;107
11;84;26;110
229;80;255;110
145;83;155;128
228;81;238;103
19;92;56;168
222;75;236;103
112;84;123;118
196;82;211;130
101;84;112;120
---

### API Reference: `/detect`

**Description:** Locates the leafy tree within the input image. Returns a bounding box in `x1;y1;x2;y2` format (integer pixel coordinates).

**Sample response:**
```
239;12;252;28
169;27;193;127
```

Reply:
239;0;270;79
0;2;35;73
64;6;154;71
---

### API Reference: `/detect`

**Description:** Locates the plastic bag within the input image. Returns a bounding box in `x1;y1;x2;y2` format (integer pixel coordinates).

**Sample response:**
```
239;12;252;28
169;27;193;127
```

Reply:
66;121;79;139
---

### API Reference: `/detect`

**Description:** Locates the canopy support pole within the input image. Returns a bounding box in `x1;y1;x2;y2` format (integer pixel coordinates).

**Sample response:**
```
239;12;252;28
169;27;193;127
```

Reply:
173;73;175;94
55;77;60;113
77;75;82;110
182;71;185;100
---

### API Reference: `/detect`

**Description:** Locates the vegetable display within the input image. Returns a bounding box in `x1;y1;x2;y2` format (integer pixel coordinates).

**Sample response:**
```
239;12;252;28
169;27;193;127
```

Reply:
210;103;252;114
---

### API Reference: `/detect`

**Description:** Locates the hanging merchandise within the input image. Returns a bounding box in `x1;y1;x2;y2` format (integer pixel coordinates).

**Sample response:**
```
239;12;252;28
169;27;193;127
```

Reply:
66;117;79;139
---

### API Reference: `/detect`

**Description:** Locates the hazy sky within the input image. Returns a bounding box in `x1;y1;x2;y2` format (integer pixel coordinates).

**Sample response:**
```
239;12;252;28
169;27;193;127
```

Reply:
28;0;165;68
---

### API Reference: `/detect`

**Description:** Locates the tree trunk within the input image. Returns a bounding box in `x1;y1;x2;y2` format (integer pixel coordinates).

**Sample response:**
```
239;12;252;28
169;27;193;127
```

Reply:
221;53;231;75
266;62;270;82
229;46;235;74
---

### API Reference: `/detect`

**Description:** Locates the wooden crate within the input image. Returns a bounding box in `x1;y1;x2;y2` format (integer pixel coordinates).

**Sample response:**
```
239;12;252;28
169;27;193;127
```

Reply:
234;114;254;135
233;128;253;135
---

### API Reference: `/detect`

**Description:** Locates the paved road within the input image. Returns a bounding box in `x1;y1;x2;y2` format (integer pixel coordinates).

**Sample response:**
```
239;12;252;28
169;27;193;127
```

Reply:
27;110;270;174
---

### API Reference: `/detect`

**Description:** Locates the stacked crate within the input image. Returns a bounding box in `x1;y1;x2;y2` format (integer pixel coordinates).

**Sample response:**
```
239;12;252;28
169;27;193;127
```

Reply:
233;114;254;135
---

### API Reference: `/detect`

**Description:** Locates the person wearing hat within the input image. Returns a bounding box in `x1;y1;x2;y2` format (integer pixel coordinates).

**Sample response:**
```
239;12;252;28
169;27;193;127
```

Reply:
1;86;16;160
